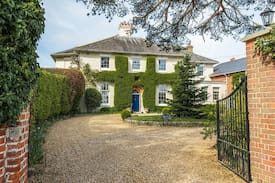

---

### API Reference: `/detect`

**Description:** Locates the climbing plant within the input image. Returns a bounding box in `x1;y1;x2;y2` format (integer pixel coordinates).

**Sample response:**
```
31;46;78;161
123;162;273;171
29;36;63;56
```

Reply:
254;25;275;62
0;1;45;125
87;55;176;111
232;72;245;89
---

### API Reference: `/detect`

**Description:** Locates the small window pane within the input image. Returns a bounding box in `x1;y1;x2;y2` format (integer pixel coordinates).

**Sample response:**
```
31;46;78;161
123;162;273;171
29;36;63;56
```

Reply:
132;58;140;70
213;87;219;100
197;64;204;76
101;82;109;104
158;59;166;71
101;57;109;69
158;85;167;104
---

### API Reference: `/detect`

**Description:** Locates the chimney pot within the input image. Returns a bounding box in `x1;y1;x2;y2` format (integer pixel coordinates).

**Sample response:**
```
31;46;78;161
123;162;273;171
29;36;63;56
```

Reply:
118;21;133;37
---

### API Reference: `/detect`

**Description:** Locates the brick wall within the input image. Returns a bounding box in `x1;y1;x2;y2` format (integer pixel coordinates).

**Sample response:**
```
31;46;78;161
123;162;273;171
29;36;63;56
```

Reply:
244;30;275;183
0;108;30;183
211;74;233;94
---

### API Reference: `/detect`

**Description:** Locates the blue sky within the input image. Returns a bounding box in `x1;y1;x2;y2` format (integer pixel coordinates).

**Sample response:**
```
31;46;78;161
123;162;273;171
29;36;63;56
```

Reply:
37;0;262;68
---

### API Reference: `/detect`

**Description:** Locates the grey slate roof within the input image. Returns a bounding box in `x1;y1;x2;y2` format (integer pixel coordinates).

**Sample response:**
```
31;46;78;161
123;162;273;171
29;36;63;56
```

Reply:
52;35;219;64
211;57;246;77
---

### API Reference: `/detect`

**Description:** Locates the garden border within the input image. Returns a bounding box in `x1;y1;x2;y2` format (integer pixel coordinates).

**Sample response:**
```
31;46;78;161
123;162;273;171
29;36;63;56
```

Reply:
125;118;205;127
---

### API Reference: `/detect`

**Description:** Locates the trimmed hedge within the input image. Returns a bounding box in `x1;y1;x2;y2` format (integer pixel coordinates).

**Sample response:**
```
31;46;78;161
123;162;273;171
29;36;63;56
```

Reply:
96;55;176;111
45;68;85;113
31;70;71;122
85;88;102;112
121;109;131;120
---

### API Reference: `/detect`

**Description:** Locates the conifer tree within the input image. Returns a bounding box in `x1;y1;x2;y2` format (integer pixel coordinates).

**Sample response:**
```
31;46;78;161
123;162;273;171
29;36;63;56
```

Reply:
170;55;207;117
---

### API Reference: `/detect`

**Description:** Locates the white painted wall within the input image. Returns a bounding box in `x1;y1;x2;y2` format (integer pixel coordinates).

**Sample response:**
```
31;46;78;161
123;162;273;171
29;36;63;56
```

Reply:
155;57;180;73
197;82;227;104
79;53;116;71
55;57;73;68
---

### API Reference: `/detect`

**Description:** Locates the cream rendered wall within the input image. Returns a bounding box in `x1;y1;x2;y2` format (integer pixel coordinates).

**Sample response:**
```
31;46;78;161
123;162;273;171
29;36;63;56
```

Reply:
197;82;227;104
79;53;116;71
55;58;72;68
155;84;173;106
156;57;181;73
128;55;147;73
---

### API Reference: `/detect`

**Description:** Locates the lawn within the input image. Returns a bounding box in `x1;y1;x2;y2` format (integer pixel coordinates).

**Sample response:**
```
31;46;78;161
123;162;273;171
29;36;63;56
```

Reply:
127;115;208;127
130;115;208;123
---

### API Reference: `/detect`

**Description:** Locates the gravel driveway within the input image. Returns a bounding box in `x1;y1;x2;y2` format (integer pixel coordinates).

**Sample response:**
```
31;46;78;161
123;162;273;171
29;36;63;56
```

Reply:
30;114;244;183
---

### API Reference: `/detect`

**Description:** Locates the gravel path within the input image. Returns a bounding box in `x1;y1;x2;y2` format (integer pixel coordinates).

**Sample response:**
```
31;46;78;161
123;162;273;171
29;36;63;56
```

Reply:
30;114;244;183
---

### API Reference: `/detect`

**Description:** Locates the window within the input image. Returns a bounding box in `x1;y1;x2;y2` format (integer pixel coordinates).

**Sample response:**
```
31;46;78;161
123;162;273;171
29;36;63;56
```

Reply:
213;87;219;101
158;59;166;71
132;58;140;71
158;84;167;104
101;82;109;104
197;64;204;76
101;57;109;69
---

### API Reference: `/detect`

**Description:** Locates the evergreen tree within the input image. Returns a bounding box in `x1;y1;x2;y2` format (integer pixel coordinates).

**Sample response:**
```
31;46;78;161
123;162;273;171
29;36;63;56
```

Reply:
170;55;207;117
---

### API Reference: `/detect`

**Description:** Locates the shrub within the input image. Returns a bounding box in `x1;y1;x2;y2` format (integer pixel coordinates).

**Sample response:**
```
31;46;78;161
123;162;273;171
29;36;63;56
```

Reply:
45;69;85;113
85;88;102;112
0;1;44;126
121;109;131;120
162;107;171;116
31;70;71;122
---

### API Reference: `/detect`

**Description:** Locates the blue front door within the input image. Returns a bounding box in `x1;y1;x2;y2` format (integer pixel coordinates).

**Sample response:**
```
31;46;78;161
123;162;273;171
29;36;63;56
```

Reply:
132;94;140;112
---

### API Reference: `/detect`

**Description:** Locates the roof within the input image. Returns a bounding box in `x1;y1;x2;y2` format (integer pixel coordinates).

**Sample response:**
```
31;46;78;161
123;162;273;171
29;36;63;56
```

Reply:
211;57;246;77
52;35;219;64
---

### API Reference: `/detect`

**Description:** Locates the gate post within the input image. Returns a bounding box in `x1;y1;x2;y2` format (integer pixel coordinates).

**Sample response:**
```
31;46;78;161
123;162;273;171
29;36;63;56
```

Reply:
243;28;275;183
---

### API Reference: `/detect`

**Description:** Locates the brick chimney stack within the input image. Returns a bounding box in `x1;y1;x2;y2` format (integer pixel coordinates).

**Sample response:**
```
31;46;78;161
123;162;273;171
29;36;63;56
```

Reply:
118;22;133;37
186;41;193;52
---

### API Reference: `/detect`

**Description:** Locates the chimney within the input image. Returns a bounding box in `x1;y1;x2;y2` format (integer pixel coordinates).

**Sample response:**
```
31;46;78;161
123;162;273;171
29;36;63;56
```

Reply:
186;41;193;52
118;21;133;37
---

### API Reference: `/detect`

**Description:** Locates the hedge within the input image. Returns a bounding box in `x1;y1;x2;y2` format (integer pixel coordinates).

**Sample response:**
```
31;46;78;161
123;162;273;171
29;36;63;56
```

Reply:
45;68;85;113
95;55;176;111
0;1;44;126
31;70;70;122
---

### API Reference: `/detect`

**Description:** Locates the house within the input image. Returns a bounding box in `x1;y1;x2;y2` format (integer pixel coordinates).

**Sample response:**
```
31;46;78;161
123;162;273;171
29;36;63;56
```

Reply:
210;57;246;95
51;22;225;112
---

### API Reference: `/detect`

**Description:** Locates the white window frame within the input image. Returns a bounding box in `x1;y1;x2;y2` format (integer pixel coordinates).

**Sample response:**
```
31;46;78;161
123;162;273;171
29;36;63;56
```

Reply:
158;84;167;105
197;64;204;76
101;82;110;105
213;87;220;101
158;58;167;72
100;56;110;70
132;58;141;71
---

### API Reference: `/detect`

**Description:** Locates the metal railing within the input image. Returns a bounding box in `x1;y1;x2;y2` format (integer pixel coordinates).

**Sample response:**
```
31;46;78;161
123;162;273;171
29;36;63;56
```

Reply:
217;77;251;182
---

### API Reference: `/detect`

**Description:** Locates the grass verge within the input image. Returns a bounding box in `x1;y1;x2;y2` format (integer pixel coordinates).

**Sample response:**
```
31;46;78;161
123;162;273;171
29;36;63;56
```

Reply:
127;115;208;127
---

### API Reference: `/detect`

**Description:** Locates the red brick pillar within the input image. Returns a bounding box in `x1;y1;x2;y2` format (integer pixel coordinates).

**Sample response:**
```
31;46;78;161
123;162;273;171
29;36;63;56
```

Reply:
243;29;275;183
0;108;30;183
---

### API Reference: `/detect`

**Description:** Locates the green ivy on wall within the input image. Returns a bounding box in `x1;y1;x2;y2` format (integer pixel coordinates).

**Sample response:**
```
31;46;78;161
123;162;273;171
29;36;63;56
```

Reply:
232;72;245;89
95;55;176;111
254;25;275;62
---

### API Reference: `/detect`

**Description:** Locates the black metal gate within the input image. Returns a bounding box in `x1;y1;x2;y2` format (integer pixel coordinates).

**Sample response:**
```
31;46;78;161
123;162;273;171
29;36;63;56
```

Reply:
217;77;251;182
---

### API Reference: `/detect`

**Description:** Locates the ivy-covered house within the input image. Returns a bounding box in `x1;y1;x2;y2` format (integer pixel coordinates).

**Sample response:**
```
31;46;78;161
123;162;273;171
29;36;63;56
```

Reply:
51;22;225;112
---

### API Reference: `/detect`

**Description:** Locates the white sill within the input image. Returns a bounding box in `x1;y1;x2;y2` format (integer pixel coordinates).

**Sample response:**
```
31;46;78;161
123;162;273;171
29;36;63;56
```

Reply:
157;103;168;106
100;68;110;71
101;103;110;107
132;69;142;72
157;70;168;73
